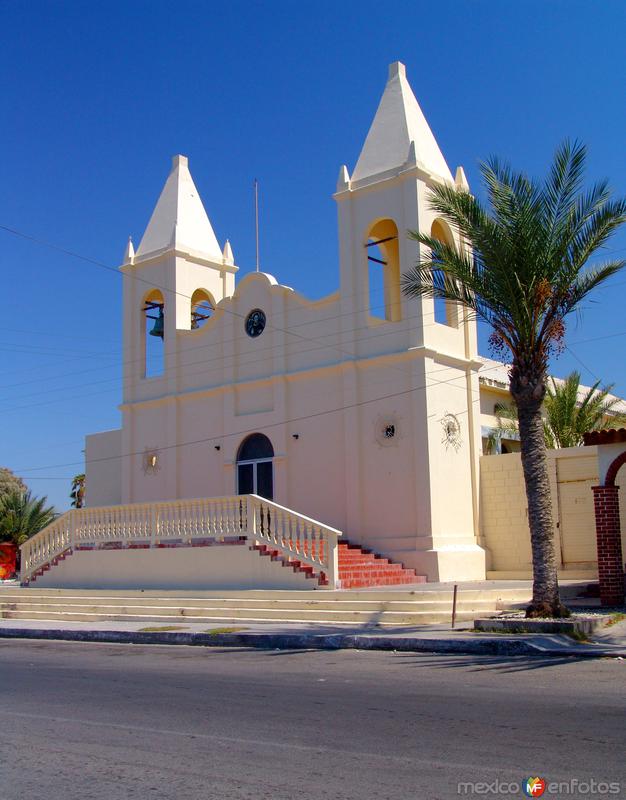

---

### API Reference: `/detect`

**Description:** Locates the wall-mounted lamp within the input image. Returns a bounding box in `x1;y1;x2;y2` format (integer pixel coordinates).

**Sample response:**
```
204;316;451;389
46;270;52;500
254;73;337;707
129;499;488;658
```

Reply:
142;449;161;475
214;445;221;451
292;434;299;440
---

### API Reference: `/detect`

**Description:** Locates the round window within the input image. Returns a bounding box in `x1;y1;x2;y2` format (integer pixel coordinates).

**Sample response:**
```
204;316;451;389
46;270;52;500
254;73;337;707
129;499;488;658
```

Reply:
245;309;266;338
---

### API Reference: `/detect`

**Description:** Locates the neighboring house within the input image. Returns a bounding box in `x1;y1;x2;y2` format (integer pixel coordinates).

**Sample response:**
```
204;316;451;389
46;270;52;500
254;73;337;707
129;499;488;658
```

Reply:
479;356;626;455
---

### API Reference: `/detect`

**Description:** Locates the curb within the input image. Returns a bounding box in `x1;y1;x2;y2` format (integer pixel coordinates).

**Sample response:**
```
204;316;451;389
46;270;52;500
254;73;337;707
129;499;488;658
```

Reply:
0;627;624;658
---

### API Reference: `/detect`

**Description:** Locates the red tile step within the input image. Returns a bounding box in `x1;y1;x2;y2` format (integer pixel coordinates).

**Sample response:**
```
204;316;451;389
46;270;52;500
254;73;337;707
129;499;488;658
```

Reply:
337;541;426;589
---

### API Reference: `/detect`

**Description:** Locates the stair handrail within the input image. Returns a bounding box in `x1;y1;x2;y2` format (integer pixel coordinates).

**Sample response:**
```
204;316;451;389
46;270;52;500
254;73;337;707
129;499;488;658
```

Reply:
247;495;341;588
20;494;342;587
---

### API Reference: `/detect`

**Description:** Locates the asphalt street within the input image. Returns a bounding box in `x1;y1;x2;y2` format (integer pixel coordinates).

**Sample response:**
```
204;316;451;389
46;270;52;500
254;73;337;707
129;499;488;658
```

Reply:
0;641;624;800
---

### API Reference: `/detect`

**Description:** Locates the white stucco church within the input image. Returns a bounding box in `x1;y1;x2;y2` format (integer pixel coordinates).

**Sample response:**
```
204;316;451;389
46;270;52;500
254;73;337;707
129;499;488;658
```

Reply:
77;60;488;585
35;60;617;594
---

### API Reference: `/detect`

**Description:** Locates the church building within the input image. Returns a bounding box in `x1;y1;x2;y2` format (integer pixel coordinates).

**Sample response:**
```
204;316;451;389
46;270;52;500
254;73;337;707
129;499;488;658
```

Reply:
80;61;487;584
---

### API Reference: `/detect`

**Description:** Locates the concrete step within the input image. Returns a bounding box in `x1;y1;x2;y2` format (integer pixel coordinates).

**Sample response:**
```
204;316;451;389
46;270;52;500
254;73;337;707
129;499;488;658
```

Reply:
0;598;505;616
0;583;590;625
0;584;587;603
0;608;482;625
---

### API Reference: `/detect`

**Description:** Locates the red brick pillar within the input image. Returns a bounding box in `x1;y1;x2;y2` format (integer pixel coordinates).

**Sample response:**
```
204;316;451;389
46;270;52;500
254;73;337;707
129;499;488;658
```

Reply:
592;485;625;606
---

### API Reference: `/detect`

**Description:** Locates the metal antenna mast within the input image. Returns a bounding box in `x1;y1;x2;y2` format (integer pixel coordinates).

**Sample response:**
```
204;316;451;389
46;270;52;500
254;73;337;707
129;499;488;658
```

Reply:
254;178;260;272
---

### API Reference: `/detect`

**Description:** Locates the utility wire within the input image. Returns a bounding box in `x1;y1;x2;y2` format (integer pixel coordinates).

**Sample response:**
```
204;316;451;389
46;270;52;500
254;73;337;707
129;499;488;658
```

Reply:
14;361;504;475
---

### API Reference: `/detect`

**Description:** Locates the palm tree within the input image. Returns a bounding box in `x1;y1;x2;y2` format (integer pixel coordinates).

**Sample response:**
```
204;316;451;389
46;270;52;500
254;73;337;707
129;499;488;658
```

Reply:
70;473;85;509
543;372;626;449
0;490;57;547
402;141;626;617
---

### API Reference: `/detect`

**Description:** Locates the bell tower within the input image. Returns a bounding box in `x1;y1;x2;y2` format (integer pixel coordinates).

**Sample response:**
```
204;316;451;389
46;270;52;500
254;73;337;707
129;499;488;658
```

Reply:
120;154;238;395
334;62;485;581
334;61;475;356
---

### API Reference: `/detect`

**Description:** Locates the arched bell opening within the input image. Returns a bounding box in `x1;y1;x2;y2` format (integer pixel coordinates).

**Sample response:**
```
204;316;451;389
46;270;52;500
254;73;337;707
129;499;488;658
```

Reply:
365;219;401;322
142;289;165;378
191;288;214;331
430;219;459;328
236;433;274;501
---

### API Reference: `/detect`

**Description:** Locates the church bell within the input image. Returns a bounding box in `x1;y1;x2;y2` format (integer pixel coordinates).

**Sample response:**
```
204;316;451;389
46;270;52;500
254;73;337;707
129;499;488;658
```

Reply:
149;307;164;339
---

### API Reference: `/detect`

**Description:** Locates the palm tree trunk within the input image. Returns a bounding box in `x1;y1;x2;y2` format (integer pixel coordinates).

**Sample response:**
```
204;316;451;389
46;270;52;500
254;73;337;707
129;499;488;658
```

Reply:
515;395;569;618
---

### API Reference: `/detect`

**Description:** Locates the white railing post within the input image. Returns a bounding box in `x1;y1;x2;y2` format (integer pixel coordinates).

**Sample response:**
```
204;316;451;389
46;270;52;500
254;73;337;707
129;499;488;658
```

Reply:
326;534;339;589
69;511;76;550
151;505;158;547
246;495;255;539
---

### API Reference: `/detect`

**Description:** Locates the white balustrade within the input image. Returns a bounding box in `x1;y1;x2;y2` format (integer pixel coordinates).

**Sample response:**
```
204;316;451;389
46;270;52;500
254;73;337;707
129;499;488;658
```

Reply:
246;495;340;587
20;494;340;587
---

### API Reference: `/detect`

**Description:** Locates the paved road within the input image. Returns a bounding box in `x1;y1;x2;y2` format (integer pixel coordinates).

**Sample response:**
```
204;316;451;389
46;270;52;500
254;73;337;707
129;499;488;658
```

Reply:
0;641;624;800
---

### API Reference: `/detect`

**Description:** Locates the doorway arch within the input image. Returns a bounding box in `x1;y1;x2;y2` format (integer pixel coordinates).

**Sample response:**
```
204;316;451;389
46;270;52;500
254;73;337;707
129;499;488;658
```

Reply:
236;433;274;500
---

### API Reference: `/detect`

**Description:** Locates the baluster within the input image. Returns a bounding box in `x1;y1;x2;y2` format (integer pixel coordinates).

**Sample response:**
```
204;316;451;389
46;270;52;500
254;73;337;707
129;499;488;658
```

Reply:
273;509;281;547
230;498;238;535
157;505;164;540
305;522;313;564
161;505;168;540
178;502;185;541
185;502;192;542
227;498;233;537
165;504;172;540
205;500;212;538
310;525;317;564
223;499;231;537
283;512;291;551
189;502;196;539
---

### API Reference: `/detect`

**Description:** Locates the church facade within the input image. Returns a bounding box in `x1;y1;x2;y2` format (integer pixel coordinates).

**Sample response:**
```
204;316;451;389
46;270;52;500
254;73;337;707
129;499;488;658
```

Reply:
84;62;491;582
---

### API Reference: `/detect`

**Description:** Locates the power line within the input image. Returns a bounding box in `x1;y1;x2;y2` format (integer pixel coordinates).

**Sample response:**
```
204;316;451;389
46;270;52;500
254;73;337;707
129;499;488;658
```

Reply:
0;222;465;396
0;308;472;409
14;361;505;475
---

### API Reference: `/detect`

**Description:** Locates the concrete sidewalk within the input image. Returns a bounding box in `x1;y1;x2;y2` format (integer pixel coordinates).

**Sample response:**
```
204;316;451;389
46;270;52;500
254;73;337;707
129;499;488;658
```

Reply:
0;614;624;658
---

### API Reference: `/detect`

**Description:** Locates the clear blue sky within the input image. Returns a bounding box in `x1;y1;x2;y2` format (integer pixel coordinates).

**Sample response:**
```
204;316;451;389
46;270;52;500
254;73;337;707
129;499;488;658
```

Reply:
1;0;625;510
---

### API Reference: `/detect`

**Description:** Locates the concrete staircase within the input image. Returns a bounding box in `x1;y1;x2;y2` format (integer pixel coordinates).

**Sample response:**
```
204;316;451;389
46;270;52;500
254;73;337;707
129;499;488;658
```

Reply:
0;583;589;626
25;538;427;591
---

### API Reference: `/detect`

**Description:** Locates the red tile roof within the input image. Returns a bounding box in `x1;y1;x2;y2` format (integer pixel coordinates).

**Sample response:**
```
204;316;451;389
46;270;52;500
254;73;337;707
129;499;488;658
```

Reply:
583;428;626;446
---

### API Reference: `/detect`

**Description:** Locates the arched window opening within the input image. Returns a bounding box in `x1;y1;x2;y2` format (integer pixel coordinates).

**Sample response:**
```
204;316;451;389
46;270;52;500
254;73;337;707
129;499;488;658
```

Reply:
236;433;274;500
191;288;214;331
143;289;164;378
365;219;401;322
430;219;459;328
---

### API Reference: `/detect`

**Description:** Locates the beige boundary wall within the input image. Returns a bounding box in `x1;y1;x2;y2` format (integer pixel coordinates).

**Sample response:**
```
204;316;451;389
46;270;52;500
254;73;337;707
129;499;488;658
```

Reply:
480;445;626;579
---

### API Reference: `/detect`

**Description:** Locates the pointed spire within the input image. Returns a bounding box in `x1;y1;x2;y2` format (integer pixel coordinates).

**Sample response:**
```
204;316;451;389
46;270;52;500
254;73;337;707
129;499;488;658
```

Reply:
123;236;135;265
352;61;453;183
336;164;351;192
455;165;470;192
222;239;234;265
136;155;223;261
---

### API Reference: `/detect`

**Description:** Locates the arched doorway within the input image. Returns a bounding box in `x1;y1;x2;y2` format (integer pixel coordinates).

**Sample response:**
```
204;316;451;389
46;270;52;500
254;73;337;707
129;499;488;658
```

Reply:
236;433;274;500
